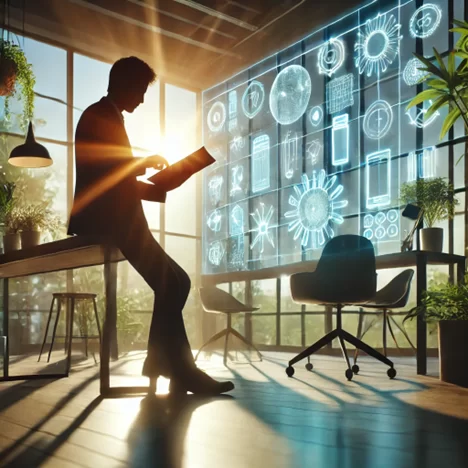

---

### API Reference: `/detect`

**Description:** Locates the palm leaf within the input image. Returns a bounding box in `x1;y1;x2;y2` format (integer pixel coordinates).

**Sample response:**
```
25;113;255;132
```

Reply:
406;89;445;110
425;94;450;120
440;106;461;139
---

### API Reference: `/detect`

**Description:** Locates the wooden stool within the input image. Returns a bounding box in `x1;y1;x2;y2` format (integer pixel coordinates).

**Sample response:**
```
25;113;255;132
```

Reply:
38;293;102;374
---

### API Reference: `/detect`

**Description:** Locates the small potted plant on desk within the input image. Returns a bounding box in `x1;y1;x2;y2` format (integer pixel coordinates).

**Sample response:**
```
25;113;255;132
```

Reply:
400;178;458;252
0;181;19;253
16;203;59;249
405;279;468;387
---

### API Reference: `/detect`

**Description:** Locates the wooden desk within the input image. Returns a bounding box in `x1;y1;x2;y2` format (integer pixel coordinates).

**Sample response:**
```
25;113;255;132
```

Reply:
202;251;466;375
0;236;127;396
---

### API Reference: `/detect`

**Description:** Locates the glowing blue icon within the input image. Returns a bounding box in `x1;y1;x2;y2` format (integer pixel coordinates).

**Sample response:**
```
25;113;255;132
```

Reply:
228;90;238;132
309;106;324;127
375;211;386;225
332;114;349;166
410;4;442;39
207;210;222;232
406;100;439;128
207;101;226;132
387;224;399;238
250;203;275;254
421;147;436;179
208;175;224;206
408;152;417;182
269;65;311;125
285;170;348;249
230;204;244;236
355;13;402;77
229;236;245;268
317;38;345;77
366;149;391;209
386;209;399;224
403;58;429;86
242;80;265;119
364;229;373;240
375;226;386;240
364;214;374;229
252;134;270;193
208;241;225;266
230;165;243;196
229;135;245;152
282;131;299;179
306;140;322;166
327;74;354;114
363;100;393;140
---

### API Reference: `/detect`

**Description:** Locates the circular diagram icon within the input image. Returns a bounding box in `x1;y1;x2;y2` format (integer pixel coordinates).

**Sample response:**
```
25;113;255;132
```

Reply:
317;38;345;77
269;65;312;126
410;4;442;39
207;101;226;132
309;106;324;127
363;100;393;140
242;80;265;119
387;209;398;223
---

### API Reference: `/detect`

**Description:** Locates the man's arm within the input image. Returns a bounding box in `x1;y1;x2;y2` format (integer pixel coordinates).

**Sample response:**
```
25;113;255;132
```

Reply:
137;181;167;203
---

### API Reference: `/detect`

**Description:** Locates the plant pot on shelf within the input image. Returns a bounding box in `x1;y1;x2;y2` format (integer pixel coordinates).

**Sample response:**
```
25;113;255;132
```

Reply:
0;57;17;96
3;233;20;253
420;227;443;252
20;230;41;249
438;321;468;387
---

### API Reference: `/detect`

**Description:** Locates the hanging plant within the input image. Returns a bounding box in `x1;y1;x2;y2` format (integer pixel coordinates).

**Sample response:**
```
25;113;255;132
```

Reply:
0;37;35;130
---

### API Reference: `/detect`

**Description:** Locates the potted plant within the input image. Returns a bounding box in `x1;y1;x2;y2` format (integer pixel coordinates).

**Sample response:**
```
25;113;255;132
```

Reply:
15;203;60;249
0;38;35;129
405;279;468;387
400;177;458;252
2;206;20;252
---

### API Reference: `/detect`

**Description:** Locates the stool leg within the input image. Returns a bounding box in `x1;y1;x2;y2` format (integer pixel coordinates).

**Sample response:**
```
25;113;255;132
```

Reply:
84;302;89;359
92;298;102;342
38;297;55;362
65;298;75;375
382;310;388;357
47;298;62;363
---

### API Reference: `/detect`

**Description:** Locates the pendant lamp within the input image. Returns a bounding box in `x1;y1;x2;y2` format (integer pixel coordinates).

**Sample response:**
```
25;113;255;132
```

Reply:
8;121;52;167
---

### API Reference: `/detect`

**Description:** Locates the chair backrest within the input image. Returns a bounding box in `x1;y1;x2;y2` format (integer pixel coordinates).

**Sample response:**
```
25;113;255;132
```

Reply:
312;234;377;304
199;287;256;313
373;269;415;308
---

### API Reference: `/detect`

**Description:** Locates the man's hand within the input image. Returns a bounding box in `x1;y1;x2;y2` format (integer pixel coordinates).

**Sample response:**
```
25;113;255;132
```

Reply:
146;155;169;170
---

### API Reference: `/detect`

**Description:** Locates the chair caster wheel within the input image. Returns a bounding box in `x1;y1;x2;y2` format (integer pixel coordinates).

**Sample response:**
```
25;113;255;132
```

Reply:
352;364;359;374
305;362;313;371
387;367;397;379
286;366;295;377
345;369;353;381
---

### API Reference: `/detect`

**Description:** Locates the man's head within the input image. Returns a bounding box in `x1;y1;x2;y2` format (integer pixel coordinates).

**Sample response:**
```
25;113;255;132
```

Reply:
107;57;157;113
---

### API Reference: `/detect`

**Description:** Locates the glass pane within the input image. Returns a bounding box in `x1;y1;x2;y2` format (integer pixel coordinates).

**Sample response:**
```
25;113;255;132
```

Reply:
6;272;68;377
281;315;301;346
252;315;276;345
305;314;325;345
251;279;277;313
280;276;300;313
164;84;198;236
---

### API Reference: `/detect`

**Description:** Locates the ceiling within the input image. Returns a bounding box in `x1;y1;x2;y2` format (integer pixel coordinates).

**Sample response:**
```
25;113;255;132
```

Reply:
8;0;364;90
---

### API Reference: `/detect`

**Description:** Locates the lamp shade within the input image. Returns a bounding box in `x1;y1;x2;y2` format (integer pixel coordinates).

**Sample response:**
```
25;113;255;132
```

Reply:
8;122;52;168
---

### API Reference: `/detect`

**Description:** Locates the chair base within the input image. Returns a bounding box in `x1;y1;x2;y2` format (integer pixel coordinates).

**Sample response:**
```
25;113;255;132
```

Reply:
286;327;395;381
195;327;262;366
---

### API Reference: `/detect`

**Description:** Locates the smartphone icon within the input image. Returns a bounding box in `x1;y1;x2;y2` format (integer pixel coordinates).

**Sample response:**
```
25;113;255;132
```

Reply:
332;114;349;166
366;149;391;209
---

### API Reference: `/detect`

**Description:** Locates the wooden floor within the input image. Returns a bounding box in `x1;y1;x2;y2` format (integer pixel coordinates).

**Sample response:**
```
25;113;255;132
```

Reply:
0;351;468;468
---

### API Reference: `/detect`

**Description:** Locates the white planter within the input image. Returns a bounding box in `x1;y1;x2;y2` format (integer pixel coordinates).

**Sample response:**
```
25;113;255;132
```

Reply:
3;233;20;253
21;230;41;249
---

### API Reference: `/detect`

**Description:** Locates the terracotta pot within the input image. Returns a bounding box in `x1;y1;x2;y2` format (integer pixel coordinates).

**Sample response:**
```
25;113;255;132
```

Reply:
3;233;20;253
21;230;41;249
0;57;17;96
420;227;443;252
438;321;468;388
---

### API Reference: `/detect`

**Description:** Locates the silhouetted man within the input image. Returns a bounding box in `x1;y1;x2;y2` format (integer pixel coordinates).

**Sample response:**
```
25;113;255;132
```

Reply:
68;57;234;395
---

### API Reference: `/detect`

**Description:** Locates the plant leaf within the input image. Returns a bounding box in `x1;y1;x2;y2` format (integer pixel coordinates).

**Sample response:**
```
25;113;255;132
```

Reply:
440;106;461;139
406;89;444;110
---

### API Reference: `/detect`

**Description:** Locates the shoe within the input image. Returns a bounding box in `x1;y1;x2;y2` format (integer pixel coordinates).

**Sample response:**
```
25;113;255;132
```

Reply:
169;367;235;395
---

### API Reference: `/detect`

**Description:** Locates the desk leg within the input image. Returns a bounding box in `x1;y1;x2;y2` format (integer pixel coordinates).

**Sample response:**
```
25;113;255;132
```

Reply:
416;255;427;375
3;279;8;378
101;256;118;396
457;259;466;285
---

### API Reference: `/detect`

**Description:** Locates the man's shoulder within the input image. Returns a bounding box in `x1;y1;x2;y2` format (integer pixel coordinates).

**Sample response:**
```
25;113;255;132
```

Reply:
76;98;116;135
80;98;113;121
